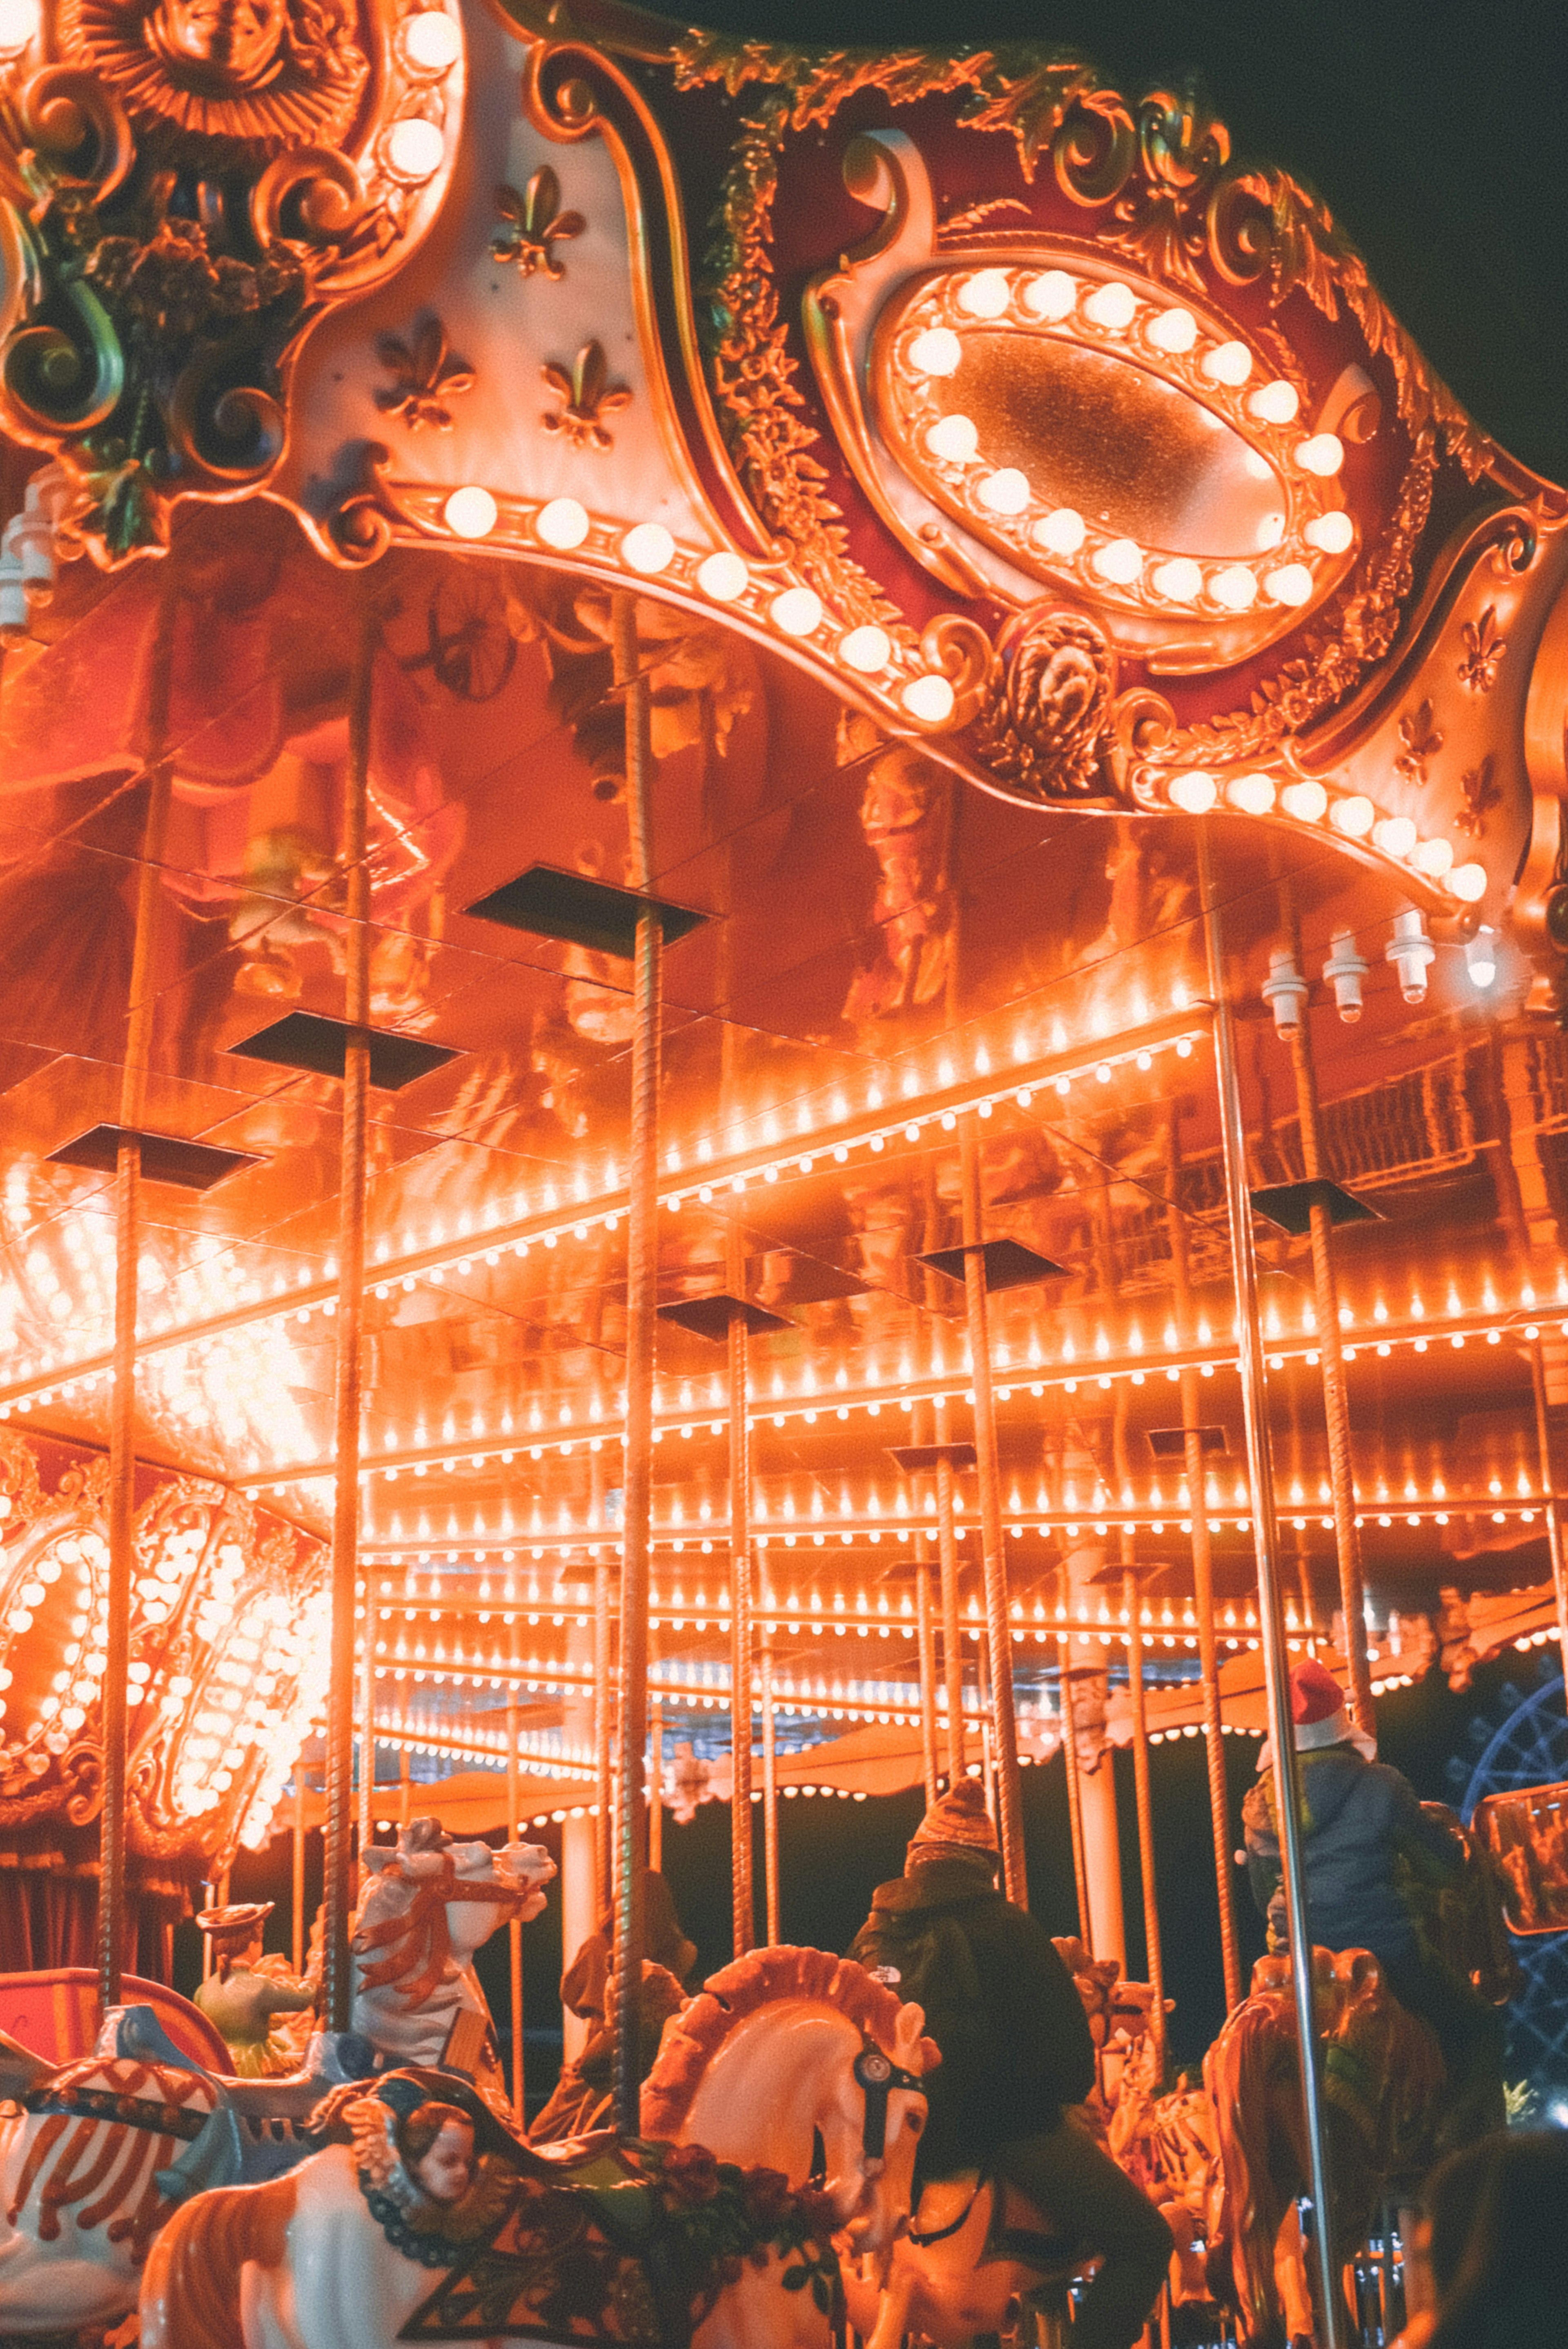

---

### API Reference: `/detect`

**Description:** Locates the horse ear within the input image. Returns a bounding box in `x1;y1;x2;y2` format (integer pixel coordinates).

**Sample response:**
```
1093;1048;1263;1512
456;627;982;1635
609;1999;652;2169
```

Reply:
893;1999;940;2074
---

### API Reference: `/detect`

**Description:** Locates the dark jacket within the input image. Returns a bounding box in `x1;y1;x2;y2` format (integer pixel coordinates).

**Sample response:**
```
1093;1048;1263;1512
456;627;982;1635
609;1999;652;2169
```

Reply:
848;1857;1095;2176
1243;1741;1465;1963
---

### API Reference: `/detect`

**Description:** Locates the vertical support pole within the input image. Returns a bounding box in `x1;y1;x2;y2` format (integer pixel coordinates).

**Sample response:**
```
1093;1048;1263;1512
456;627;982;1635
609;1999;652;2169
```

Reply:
1058;1633;1091;1949
916;1546;940;1807
292;1774;306;1976
760;1629;780;1944
612;591;659;2133
400;1736;412;1829
648;1699;663;1873
359;1578;376;1872
1530;1344;1568;1696
593;1558;612;1912
960;1119;1025;1905
508;1696;523;2126
323;608;375;2037
1165;1110;1243;2014
1204;838;1342;2349
931;1406;966;1780
728;1238;754;1956
100;578;176;2014
1281;956;1374;1741
1124;1569;1165;2072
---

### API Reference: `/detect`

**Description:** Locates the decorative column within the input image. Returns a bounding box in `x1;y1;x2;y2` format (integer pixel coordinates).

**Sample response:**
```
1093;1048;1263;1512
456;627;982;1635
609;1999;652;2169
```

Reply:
100;572;177;2010
1164;1110;1243;2013
593;1557;612;1909
507;1697;524;2126
1065;1542;1125;1969
1205;840;1343;2349
323;608;375;2037
960;1119;1027;1905
611;593;659;2132
1057;1629;1092;1947
1116;1388;1165;2059
358;1578;376;1871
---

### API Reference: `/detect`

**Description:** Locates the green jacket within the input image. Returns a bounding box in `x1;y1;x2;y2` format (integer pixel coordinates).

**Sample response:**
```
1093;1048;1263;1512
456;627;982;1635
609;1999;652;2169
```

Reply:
848;1859;1095;2176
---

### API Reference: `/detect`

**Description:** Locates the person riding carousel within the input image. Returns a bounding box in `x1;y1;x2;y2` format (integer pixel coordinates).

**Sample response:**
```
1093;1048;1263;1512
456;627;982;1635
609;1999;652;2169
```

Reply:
1242;1657;1503;2103
847;1778;1172;2349
193;1901;317;2076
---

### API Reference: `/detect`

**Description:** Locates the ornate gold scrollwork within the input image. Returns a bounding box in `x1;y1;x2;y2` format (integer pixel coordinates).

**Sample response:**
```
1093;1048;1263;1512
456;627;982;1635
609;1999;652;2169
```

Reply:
916;613;993;731
969;605;1119;805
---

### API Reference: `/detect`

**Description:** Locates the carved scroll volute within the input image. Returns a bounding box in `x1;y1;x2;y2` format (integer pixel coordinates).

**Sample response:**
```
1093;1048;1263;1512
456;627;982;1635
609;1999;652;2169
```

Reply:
0;0;466;560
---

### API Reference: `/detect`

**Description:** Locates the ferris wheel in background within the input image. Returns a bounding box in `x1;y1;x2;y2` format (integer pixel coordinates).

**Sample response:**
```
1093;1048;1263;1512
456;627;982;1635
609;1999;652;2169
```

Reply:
1462;1672;1568;2109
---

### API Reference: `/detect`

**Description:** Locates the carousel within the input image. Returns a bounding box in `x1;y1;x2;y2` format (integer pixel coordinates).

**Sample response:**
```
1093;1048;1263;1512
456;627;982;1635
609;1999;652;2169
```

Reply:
0;0;1561;2340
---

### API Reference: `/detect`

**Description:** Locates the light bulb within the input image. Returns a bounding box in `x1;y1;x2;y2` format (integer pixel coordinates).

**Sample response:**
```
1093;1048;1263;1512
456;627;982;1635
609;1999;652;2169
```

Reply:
1466;933;1497;990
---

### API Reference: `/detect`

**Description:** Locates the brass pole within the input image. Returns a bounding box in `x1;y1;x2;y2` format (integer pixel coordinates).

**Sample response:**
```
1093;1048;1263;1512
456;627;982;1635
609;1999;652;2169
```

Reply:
292;1774;306;1976
727;1235;754;1956
1282;990;1374;1741
648;1698;663;1874
916;1545;941;1807
1529;1345;1568;1697
960;1120;1026;1903
1123;1570;1165;2072
934;1411;965;1779
1058;1635;1091;1949
508;1696;523;2126
400;1735;412;1829
100;576;176;2013
760;1628;780;1943
358;1580;375;1873
323;611;375;2036
611;592;659;2133
593;1557;612;1912
1165;1111;1243;2014
1204;837;1343;2349
1114;1393;1165;2067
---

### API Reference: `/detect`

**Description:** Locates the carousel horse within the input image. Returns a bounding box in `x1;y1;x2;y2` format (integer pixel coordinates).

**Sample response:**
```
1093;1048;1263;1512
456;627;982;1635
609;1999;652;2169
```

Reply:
139;1945;936;2349
843;1944;1183;2349
1205;1948;1454;2349
350;1817;555;2090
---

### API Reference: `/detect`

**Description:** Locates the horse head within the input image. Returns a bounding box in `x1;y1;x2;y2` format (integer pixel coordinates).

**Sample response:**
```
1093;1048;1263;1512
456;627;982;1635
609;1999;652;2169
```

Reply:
641;1947;938;2264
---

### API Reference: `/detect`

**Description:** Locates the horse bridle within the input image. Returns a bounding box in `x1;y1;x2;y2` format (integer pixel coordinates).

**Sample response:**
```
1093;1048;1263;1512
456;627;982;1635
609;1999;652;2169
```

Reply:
852;2039;925;2177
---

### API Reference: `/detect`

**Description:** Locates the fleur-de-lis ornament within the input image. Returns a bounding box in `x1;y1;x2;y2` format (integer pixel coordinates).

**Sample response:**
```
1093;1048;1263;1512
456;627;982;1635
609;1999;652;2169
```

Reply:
374;319;474;432
1394;699;1442;785
492;167;584;279
541;340;631;451
1458;606;1506;693
1458;753;1501;838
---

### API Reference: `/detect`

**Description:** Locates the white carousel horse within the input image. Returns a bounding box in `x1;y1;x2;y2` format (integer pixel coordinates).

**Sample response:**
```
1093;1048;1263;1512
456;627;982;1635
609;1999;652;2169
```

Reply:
350;1818;555;2087
139;1946;936;2349
0;2035;224;2340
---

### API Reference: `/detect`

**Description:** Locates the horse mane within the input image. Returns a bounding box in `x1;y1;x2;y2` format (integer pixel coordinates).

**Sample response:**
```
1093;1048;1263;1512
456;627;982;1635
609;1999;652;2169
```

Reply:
1203;1986;1294;2344
641;1945;908;2141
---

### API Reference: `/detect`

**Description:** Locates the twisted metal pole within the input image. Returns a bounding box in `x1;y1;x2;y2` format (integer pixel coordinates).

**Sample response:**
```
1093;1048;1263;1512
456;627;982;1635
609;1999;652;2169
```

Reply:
1114;1396;1165;2066
323;609;375;2035
508;1697;523;2125
1283;996;1374;1741
1529;1344;1568;1697
594;1557;612;1912
727;1235;755;1955
760;1630;780;1942
916;1548;940;1808
1165;1111;1243;2013
1058;1633;1091;1948
1205;837;1343;2349
960;1118;1026;1904
611;593;659;2132
101;573;176;2010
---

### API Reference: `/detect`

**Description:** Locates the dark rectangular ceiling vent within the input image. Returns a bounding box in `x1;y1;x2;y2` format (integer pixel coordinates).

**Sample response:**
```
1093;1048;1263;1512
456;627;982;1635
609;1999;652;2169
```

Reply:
1146;1424;1229;1458
48;1125;262;1192
657;1293;794;1341
887;1442;979;1473
227;1012;460;1092
918;1237;1068;1292
466;865;710;958
1250;1178;1379;1236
